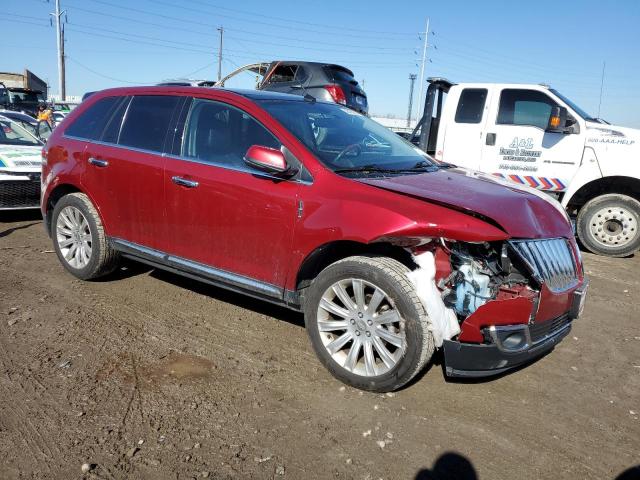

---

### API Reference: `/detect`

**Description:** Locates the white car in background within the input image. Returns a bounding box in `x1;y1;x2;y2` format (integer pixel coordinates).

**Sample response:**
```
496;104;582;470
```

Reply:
0;115;44;210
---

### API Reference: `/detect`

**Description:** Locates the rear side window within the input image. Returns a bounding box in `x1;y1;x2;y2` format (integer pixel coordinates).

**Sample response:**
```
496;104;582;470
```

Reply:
497;89;557;129
118;95;181;152
100;97;130;143
455;88;487;124
65;96;120;140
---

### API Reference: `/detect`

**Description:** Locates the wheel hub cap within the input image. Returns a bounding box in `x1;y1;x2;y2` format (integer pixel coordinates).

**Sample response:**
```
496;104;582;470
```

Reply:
56;206;92;269
588;205;638;248
317;278;406;377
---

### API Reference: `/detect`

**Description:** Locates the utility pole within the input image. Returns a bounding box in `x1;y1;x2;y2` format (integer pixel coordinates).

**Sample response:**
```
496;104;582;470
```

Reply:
407;74;417;127
217;26;224;82
51;0;66;101
60;23;66;103
597;61;606;118
417;17;430;120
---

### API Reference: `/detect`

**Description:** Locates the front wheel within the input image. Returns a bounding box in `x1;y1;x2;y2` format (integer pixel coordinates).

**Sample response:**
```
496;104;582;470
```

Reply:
304;256;434;392
576;194;640;257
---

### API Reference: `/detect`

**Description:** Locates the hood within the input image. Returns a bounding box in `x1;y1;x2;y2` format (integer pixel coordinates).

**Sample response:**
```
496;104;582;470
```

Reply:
357;167;573;239
585;121;639;149
0;144;42;170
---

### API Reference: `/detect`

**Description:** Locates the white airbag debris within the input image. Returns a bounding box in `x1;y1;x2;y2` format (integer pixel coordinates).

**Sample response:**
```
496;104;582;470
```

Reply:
407;251;460;347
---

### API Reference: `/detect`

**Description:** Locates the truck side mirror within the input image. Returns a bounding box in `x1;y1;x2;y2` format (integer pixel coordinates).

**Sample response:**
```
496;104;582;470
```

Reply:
546;106;568;133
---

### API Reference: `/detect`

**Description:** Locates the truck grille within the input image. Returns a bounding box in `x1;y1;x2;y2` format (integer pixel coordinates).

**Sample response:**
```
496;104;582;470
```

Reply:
0;180;40;209
509;238;578;293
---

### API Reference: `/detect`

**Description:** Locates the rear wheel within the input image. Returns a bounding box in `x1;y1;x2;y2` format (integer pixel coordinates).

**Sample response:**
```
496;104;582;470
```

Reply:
51;193;119;279
577;194;640;257
304;256;434;392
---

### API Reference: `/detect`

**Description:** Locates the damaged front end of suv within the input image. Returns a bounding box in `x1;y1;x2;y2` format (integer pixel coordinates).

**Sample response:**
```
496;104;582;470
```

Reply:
408;236;587;378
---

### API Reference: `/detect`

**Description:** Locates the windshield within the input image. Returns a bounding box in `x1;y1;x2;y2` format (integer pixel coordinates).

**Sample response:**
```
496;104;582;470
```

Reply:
0;118;42;146
256;99;435;173
550;89;597;121
8;90;42;104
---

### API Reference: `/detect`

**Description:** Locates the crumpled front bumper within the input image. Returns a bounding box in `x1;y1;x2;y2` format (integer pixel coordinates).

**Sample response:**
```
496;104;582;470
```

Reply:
443;282;587;378
443;321;571;378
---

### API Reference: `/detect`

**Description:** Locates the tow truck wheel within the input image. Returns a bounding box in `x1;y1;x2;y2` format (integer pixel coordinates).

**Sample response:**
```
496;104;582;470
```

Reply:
577;194;640;257
304;256;434;392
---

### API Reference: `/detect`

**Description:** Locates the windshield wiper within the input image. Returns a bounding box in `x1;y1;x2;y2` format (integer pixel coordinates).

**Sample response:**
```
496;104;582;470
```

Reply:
334;165;402;174
413;159;455;170
334;163;439;175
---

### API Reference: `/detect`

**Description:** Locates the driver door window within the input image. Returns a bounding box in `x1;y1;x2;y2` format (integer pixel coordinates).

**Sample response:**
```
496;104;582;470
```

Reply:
181;99;280;171
497;89;557;130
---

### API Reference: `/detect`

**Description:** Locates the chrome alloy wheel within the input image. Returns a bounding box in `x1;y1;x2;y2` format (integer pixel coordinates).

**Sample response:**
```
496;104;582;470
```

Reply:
56;206;93;269
316;278;406;377
588;205;638;248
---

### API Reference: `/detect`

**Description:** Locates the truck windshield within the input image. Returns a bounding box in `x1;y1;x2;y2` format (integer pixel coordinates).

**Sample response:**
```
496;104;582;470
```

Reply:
256;99;436;173
0;118;41;146
550;89;598;122
8;91;41;104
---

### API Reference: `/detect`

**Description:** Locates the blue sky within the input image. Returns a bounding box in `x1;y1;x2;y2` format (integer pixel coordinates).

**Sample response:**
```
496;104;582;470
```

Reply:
3;0;640;127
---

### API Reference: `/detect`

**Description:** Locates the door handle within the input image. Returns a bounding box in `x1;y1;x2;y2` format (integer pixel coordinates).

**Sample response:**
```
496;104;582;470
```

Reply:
486;133;496;146
88;157;109;167
171;176;199;188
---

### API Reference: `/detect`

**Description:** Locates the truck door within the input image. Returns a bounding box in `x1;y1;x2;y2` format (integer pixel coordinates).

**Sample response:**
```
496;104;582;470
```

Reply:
480;88;583;193
440;87;490;169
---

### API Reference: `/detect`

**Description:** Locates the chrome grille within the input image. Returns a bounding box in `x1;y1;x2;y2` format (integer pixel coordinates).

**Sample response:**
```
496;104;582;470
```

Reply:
509;238;578;293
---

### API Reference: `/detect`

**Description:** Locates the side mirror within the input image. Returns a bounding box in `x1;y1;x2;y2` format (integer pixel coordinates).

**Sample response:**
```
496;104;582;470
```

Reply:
546;106;569;133
244;145;297;177
36;120;52;141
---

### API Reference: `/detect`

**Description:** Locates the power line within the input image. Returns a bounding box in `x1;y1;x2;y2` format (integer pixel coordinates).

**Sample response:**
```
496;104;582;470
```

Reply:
84;0;414;41
64;3;413;51
63;25;415;68
66;56;146;84
0;17;49;27
3;11;50;22
179;0;416;36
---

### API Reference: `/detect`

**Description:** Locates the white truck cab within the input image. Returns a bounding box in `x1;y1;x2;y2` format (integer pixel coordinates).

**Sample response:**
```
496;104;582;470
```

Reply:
408;78;640;257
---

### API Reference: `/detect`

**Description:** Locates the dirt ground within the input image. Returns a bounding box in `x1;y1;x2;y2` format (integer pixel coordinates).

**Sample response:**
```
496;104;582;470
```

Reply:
0;210;638;480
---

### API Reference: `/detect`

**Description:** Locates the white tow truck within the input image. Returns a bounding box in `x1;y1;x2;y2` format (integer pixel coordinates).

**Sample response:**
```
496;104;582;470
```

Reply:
405;78;640;257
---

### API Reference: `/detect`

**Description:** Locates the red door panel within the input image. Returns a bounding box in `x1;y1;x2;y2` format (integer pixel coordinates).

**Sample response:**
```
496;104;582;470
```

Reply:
81;143;165;249
162;159;299;287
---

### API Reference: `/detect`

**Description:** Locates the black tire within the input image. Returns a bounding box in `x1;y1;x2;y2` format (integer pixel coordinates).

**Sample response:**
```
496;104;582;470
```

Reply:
304;255;434;392
577;194;640;258
51;192;119;279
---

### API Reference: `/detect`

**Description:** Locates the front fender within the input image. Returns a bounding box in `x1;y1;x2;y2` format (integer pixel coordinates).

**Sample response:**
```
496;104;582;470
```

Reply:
285;185;509;290
561;147;603;208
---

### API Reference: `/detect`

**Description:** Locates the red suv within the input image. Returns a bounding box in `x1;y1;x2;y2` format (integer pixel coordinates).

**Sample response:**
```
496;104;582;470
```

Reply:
42;87;588;392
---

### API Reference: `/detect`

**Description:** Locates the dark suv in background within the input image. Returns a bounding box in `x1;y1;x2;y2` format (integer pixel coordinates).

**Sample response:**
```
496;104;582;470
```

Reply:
219;61;368;115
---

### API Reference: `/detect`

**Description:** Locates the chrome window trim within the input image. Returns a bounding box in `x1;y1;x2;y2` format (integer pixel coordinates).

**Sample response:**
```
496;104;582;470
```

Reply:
62;138;313;185
112;238;283;299
164;152;313;185
63;134;167;157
